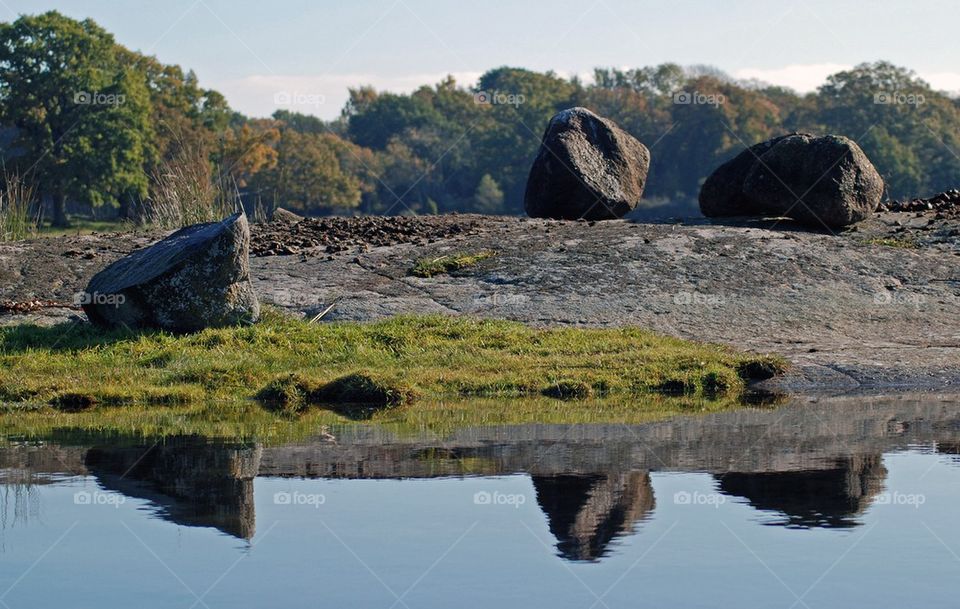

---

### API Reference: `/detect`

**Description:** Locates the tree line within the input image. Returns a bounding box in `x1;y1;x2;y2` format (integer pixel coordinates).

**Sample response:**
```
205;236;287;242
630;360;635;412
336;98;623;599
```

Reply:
1;11;957;227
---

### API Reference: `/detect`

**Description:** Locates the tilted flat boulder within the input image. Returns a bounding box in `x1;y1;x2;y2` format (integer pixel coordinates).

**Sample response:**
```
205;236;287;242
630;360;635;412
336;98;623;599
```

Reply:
698;134;797;217
524;107;650;220
742;134;884;228
82;212;260;332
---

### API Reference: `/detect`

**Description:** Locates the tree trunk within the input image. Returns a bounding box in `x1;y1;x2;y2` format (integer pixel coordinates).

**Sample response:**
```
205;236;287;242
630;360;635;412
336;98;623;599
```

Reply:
52;190;70;228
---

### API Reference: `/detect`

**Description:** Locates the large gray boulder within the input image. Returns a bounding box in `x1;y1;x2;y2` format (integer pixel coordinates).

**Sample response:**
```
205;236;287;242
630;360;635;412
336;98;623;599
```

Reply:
82;213;260;332
698;134;797;217
524;107;650;220
742;134;884;228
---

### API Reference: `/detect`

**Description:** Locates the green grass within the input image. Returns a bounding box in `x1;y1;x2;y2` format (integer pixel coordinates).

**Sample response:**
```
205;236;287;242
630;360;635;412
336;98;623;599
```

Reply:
37;219;129;238
0;172;38;242
411;250;497;277
0;311;787;415
860;236;920;249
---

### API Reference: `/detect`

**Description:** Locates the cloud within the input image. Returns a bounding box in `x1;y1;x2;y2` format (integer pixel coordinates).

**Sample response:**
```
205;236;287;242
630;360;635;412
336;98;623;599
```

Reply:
920;71;960;94
210;72;485;120
213;64;960;121
734;63;960;96
732;63;852;92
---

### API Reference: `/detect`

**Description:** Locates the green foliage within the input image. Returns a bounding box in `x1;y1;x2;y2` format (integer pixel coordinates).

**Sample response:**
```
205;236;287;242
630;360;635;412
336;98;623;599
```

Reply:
252;129;361;214
1;10;957;225
860;236;919;249
0;170;37;240
472;174;504;212
0;11;152;226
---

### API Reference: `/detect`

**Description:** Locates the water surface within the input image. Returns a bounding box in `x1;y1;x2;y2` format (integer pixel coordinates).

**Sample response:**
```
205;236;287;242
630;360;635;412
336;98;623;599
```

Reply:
1;396;958;608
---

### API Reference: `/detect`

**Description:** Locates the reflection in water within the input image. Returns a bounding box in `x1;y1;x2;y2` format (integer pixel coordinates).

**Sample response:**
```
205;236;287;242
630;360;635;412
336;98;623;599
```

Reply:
716;455;887;529
85;437;261;539
0;483;41;534
1;397;959;562
938;441;960;460
533;471;655;561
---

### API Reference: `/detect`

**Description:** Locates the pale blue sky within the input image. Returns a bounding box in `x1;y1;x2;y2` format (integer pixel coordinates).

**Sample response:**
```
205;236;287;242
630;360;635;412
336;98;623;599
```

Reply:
4;0;959;119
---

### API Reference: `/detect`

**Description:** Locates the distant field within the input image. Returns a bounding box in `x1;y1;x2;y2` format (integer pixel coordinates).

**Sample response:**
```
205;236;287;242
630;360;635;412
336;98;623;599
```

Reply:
36;219;129;238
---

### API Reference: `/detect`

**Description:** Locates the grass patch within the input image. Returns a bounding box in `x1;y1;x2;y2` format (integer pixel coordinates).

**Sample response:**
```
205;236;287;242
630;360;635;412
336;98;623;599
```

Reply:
542;380;593;400
411;250;496;277
0;311;786;411
257;372;416;416
860;236;919;249
37;219;129;238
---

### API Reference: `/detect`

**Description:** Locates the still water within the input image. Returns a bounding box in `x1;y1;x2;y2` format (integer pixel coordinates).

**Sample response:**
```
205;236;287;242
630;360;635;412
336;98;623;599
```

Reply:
1;396;958;608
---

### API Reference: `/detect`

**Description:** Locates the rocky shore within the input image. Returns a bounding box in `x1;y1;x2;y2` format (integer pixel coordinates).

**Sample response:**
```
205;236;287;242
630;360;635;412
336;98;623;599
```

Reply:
1;207;958;394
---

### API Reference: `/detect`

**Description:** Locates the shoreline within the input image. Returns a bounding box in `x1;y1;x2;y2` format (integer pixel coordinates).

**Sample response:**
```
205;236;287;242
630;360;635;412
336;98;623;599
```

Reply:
1;212;958;396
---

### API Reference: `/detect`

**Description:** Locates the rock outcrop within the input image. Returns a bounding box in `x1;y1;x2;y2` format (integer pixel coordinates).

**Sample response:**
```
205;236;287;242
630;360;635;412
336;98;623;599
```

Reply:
700;133;884;228
743;134;884;228
82;212;260;332
698;134;795;217
524;107;650;220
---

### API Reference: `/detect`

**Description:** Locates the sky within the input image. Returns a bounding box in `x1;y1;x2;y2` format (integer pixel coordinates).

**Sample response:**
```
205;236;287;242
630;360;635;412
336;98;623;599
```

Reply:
4;0;960;120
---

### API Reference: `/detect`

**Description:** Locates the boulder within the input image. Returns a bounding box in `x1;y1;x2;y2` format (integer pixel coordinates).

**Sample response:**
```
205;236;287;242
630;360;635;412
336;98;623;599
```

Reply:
524;107;650;220
698;134;796;217
271;207;303;225
742;134;884;228
82;213;260;332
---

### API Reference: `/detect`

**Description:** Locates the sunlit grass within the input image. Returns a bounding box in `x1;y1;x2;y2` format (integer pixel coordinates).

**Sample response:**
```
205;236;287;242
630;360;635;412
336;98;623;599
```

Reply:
0;312;785;411
410;250;497;277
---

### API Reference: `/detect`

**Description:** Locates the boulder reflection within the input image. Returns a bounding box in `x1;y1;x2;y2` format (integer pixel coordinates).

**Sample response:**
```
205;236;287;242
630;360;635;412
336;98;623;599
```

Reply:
85;436;261;539
716;455;887;528
533;471;655;561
